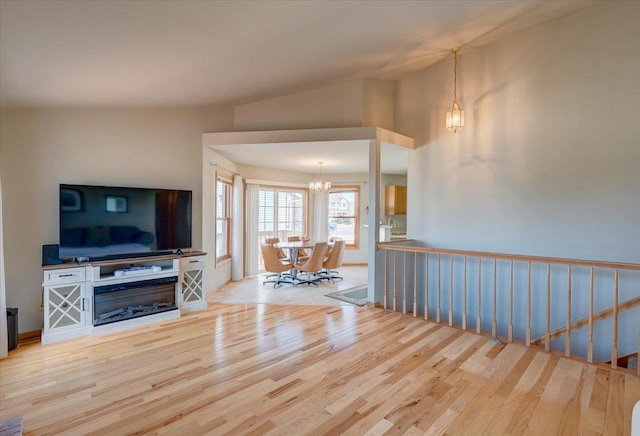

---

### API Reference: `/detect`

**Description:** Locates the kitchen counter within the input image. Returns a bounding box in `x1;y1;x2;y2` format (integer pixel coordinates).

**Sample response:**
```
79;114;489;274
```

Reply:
363;225;406;242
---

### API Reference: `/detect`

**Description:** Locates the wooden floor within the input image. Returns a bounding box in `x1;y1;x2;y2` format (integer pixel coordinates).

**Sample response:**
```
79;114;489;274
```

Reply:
0;304;637;435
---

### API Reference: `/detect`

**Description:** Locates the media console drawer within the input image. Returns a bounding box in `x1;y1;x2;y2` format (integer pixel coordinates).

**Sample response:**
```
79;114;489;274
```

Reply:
180;256;205;269
44;267;86;284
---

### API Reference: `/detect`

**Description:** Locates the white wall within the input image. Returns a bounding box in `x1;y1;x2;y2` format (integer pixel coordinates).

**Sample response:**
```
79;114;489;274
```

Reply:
0;107;233;333
396;1;640;263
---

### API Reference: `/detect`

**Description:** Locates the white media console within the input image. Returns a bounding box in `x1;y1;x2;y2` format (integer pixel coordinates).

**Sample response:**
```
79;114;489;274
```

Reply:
41;251;207;344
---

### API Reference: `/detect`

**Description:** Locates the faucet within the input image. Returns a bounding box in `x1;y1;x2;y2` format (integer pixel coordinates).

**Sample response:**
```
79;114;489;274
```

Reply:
388;216;397;227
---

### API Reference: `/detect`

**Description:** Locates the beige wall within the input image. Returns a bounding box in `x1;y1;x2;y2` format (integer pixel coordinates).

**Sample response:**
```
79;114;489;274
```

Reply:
0;107;233;333
362;80;395;131
234;81;364;131
234;79;395;131
395;1;640;263
238;164;311;185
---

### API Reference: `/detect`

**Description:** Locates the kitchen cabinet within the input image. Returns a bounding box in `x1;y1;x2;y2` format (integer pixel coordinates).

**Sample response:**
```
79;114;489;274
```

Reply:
385;185;407;215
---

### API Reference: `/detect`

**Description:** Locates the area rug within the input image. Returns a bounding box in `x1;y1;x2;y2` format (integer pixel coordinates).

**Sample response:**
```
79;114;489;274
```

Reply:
0;416;23;436
325;286;368;306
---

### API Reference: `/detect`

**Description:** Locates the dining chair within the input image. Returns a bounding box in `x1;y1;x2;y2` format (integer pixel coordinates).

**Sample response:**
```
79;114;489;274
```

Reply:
320;240;345;282
263;237;289;280
294;242;328;287
261;244;293;288
287;236;310;262
325;236;343;259
265;237;289;261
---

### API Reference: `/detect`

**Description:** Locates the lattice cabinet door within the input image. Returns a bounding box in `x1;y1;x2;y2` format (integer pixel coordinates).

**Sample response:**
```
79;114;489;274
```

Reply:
44;282;87;333
181;269;204;305
179;256;206;311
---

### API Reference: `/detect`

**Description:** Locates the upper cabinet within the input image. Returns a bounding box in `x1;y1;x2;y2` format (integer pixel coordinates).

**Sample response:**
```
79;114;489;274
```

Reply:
385;185;407;215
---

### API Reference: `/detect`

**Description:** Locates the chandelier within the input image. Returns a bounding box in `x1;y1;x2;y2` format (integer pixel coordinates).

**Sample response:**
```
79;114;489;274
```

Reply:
309;162;331;193
446;48;464;133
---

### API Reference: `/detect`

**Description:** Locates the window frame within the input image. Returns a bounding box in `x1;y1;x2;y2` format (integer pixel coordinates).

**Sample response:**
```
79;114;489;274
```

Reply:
258;185;308;240
215;171;233;266
328;185;360;250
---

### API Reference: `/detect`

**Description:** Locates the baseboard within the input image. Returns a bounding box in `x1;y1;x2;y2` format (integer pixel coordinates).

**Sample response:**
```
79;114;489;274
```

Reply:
367;301;381;308
18;329;41;343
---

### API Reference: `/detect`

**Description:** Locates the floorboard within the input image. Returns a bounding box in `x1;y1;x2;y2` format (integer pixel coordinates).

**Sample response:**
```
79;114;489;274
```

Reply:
0;304;637;435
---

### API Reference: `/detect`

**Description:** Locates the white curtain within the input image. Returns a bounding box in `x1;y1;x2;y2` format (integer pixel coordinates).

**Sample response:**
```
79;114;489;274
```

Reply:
312;191;329;242
231;175;244;281
245;184;260;276
0;175;8;358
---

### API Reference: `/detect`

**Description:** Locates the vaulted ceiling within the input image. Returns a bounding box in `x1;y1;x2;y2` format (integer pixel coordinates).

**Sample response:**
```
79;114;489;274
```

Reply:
0;0;590;108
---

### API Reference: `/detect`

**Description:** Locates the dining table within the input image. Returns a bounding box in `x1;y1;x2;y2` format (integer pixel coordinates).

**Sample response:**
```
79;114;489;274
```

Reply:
274;240;329;280
274;240;316;266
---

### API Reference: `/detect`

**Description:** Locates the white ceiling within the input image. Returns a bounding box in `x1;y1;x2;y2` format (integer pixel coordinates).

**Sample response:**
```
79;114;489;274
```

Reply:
0;0;591;108
211;141;409;175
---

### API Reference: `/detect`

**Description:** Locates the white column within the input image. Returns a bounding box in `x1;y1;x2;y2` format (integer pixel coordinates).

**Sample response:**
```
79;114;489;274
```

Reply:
231;175;244;281
367;139;381;304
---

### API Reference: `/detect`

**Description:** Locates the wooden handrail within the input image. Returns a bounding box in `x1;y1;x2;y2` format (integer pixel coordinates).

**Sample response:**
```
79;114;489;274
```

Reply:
377;244;640;271
378;242;640;375
531;295;640;345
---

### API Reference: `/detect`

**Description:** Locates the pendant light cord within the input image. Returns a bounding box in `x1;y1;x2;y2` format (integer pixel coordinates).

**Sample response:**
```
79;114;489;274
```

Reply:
453;48;458;102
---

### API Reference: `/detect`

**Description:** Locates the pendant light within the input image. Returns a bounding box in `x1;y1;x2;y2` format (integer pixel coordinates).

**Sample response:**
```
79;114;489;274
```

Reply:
446;48;464;133
309;162;331;193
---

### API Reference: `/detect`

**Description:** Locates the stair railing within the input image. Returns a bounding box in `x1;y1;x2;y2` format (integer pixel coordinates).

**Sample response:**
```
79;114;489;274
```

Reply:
377;242;640;375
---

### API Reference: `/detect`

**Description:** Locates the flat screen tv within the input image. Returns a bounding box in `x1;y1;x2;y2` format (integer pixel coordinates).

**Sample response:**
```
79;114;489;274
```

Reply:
59;184;192;261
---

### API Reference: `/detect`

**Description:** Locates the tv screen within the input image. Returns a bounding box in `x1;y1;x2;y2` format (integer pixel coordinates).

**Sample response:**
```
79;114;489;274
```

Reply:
59;184;192;260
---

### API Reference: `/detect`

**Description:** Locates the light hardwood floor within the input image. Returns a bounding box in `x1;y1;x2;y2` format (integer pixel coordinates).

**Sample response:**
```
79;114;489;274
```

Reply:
0;304;637;435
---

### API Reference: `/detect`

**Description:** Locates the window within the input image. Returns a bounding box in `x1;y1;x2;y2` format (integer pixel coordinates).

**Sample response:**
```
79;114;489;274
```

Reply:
257;187;307;268
258;188;306;239
216;172;232;263
328;185;359;249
